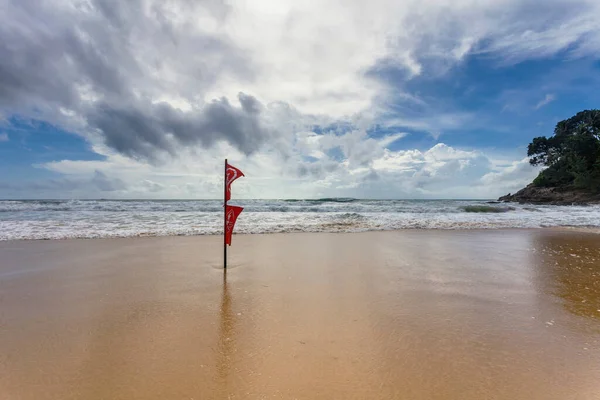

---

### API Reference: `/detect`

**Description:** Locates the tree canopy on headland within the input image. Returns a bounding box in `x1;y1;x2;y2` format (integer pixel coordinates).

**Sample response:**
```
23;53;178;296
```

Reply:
527;110;600;193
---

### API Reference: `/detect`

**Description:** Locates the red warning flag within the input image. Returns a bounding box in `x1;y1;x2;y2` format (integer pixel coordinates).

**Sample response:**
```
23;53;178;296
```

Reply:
225;163;244;201
225;205;244;245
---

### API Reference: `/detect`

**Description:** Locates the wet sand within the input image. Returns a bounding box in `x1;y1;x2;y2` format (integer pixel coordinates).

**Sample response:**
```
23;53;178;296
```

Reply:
1;229;600;399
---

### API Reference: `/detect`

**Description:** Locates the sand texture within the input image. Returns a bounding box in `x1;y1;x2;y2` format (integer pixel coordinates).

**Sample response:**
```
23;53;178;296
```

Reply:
1;229;600;399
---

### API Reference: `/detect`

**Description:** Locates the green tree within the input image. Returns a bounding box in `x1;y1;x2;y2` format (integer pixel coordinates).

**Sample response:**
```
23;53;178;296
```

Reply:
527;110;600;192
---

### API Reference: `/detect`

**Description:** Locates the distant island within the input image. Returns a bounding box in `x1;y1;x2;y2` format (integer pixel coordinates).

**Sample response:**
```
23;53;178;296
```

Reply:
500;110;600;205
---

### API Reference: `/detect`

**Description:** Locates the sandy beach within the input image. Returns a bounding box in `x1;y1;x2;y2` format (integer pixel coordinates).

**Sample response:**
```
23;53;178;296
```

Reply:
1;229;600;399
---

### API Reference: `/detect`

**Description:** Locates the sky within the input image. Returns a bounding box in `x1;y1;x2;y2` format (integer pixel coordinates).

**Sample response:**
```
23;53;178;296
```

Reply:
1;0;600;199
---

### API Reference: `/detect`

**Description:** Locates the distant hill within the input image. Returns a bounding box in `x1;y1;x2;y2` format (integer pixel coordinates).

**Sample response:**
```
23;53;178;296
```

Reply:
499;184;600;205
499;110;600;204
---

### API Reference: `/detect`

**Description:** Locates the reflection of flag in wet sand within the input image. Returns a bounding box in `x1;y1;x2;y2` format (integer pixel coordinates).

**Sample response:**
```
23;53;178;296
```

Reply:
216;272;235;392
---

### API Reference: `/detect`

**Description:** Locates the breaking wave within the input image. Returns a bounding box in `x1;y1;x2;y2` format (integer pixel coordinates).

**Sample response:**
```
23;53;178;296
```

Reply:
1;199;599;240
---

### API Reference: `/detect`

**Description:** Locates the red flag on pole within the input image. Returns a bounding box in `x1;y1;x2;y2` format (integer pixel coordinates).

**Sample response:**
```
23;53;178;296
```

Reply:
224;205;243;245
224;159;244;268
225;163;244;201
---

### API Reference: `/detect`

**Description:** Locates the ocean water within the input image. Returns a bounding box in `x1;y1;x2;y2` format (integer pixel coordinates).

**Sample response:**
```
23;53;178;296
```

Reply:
1;199;599;240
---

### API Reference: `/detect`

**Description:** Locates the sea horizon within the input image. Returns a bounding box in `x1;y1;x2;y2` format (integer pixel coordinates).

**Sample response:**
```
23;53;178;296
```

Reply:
1;197;498;201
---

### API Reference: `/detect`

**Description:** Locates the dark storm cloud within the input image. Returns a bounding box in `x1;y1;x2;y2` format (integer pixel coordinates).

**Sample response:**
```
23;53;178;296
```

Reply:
88;92;272;161
0;0;135;108
0;0;269;162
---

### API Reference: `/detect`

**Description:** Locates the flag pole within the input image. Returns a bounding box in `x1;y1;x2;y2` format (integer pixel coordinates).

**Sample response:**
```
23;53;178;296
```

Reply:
224;158;227;270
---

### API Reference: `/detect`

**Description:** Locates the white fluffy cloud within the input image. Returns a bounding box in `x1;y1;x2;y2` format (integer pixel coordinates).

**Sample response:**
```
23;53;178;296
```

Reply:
2;0;598;198
35;133;539;199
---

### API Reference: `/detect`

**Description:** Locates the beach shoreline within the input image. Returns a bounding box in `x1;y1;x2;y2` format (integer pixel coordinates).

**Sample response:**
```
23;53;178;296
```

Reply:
2;229;600;399
1;225;598;244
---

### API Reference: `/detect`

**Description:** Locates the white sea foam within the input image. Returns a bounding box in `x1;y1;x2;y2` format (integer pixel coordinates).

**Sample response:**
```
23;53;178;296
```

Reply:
1;199;599;240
